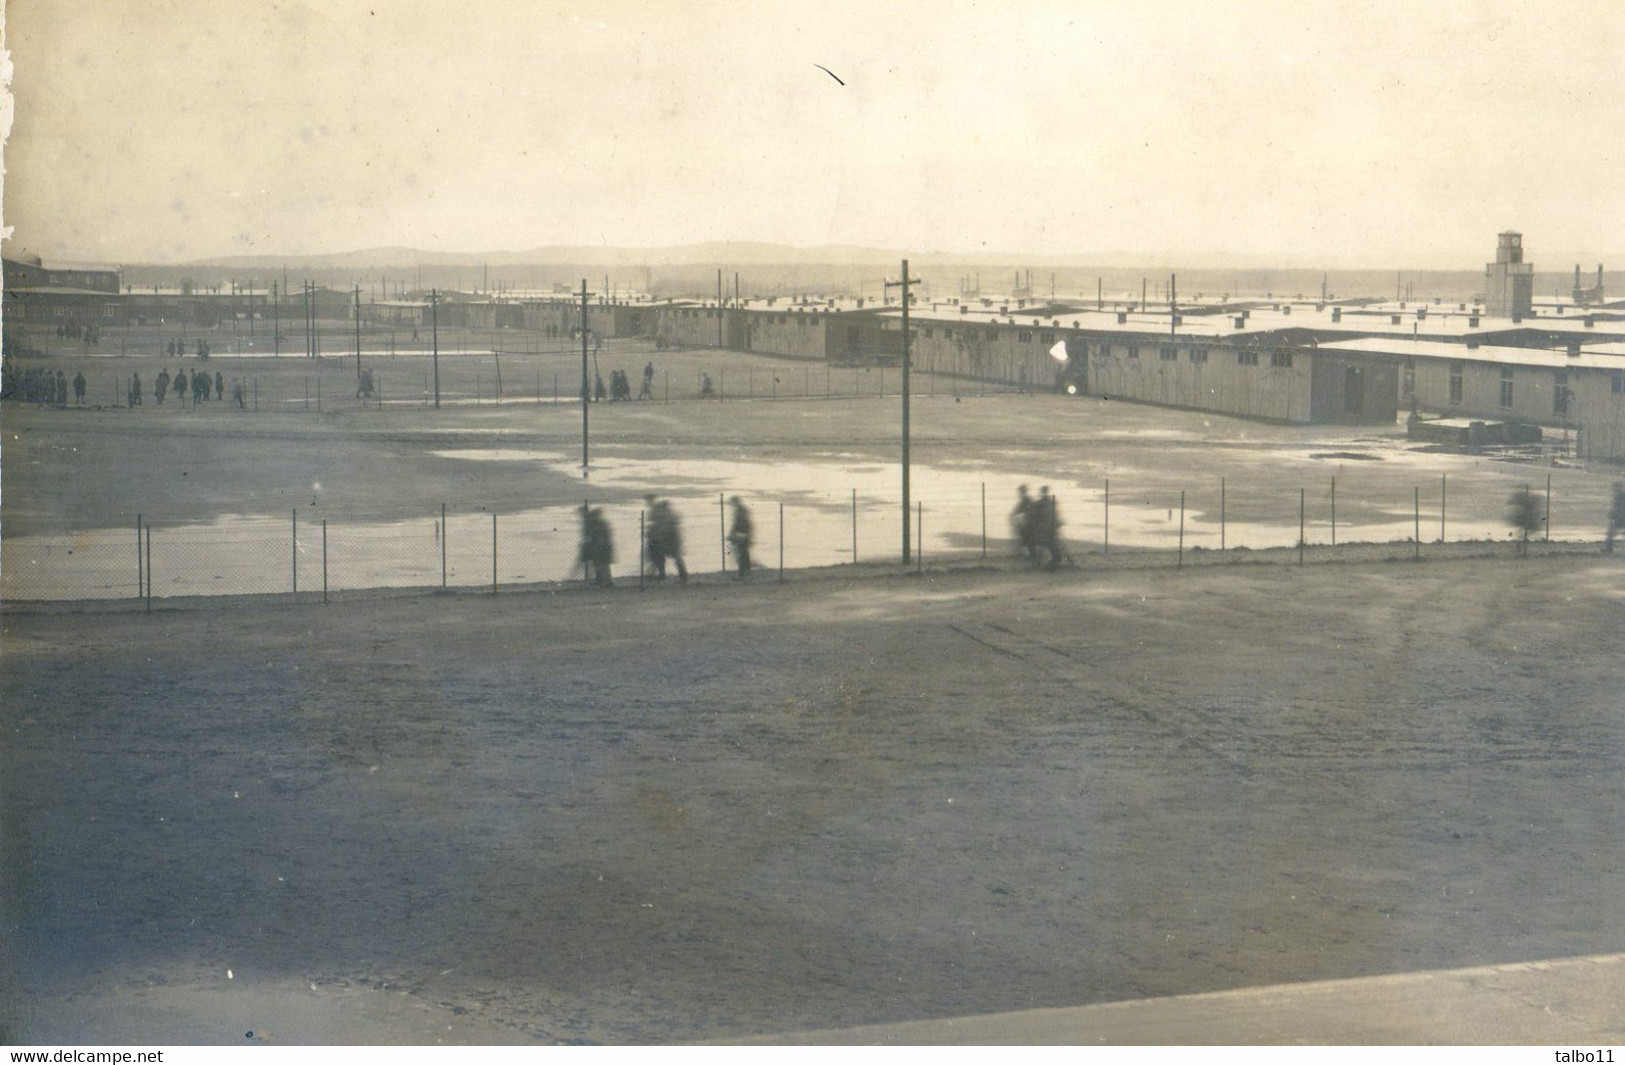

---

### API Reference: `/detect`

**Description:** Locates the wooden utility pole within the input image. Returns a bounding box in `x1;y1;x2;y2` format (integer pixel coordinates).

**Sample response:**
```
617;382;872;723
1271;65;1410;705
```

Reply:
353;285;362;383
885;260;920;563
430;289;440;409
580;279;590;472
716;269;724;347
272;280;280;357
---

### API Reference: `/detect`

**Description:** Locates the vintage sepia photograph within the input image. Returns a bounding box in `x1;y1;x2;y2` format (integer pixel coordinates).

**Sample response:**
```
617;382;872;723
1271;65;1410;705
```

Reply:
3;0;1624;1049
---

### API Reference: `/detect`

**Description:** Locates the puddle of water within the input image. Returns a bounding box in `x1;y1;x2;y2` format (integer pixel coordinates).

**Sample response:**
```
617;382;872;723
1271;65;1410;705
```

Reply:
429;449;564;462
5;446;1605;600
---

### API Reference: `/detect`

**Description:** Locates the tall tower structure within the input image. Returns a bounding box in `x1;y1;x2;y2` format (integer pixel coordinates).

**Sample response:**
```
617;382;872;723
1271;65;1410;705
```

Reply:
1484;231;1534;318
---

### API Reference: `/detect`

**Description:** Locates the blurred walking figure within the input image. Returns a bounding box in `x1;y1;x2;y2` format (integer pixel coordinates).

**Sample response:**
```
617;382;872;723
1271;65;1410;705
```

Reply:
232;378;246;410
639;361;654;400
155;369;170;404
215;371;224;401
1606;483;1625;554
700;373;715;399
1036;486;1065;570
129;372;142;406
594;371;607;403
357;367;375;403
55;370;68;406
174;368;188;403
727;496;754;580
72;371;86;406
644;495;688;583
1011;484;1038;564
577;504;614;587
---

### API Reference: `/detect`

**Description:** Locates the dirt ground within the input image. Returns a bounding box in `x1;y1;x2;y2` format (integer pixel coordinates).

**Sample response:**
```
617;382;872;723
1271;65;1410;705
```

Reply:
5;551;1625;1043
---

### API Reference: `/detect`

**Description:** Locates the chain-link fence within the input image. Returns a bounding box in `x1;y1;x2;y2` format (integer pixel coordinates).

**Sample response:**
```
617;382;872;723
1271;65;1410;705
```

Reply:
3;466;1607;605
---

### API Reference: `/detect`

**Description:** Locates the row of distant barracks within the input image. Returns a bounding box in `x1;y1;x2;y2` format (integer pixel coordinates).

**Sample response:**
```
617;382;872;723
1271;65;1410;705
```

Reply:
8;249;1625;459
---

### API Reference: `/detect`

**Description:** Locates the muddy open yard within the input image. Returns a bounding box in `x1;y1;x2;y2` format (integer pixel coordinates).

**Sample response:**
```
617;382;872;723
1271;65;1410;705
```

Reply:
5;339;1622;601
4;554;1625;1043
5;342;1625;1043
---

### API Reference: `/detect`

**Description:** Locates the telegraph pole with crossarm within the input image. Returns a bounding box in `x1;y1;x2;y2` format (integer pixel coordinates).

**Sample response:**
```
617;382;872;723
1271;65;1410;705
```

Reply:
885;260;920;564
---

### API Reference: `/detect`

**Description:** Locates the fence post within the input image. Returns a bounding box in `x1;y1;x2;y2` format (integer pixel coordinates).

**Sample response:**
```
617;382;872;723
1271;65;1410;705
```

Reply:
851;489;858;564
1441;473;1447;544
981;482;987;559
492;513;498;593
1545;473;1552;542
640;510;646;591
1220;477;1226;556
1414;487;1421;560
317;377;322;411
779;502;784;583
136;514;143;600
917;501;923;573
1103;478;1110;554
441;503;448;589
719;493;726;571
253;377;258;411
145;524;152;613
1331;475;1337;547
292;508;299;596
1178;490;1185;569
322;519;329;604
304;377;310;411
1299;488;1305;566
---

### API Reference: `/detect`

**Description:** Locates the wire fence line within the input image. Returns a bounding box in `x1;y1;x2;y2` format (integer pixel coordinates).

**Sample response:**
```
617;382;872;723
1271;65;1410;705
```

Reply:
1;471;1599;605
3;354;1038;416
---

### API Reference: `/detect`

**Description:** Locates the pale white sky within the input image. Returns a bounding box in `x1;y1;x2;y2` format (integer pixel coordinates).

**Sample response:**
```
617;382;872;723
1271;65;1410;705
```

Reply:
4;0;1622;267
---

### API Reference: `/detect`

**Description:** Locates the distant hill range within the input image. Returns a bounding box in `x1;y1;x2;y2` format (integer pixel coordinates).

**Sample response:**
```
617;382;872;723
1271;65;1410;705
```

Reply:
131;242;1618;305
185;243;928;270
182;242;1578;272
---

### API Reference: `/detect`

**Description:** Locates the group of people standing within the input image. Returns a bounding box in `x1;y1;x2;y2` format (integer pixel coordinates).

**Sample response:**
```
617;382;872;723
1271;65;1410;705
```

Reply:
1012;484;1066;570
576;494;754;588
165;339;212;359
3;364;84;406
148;367;226;406
56;322;103;346
591;362;657;403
